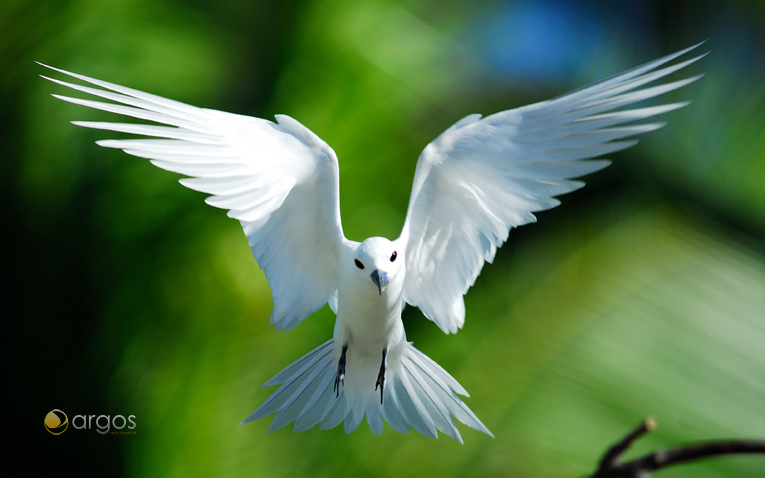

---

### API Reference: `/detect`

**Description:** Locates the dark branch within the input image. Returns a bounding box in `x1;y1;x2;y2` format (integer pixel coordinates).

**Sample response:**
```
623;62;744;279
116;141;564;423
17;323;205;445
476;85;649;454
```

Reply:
596;417;657;474
629;440;765;471
589;418;765;478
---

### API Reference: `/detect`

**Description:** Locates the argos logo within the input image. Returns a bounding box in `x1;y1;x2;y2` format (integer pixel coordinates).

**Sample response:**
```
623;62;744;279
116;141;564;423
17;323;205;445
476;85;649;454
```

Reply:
45;410;136;435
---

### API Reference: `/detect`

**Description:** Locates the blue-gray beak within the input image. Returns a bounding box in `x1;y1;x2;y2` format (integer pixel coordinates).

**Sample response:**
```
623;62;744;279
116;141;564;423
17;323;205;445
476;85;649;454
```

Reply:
371;269;387;295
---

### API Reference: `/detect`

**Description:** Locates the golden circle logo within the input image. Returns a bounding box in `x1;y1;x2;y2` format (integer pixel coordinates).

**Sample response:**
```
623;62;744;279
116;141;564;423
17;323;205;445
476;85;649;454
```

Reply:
45;409;69;435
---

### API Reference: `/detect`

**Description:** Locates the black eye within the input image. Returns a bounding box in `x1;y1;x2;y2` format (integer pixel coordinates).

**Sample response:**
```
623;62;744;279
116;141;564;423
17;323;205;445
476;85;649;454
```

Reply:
390;251;397;262
354;259;364;270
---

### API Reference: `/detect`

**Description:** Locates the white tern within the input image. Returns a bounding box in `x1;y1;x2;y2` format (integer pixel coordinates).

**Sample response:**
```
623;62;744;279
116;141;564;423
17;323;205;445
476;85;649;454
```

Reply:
41;42;705;443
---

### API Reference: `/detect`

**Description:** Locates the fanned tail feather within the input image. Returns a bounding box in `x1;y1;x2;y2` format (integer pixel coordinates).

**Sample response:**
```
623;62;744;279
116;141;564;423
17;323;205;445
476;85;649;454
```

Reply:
240;339;493;443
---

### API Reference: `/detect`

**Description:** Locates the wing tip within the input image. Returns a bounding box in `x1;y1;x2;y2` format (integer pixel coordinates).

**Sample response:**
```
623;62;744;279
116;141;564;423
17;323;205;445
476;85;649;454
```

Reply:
36;61;55;71
668;39;708;62
95;139;123;149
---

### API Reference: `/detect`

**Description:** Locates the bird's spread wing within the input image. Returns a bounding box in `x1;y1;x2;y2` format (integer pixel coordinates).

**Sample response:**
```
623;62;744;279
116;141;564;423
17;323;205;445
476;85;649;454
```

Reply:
41;64;345;331
398;43;707;334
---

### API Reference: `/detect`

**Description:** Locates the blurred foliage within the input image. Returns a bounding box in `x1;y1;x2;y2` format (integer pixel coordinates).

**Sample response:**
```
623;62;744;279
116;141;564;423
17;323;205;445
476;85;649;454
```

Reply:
5;0;764;476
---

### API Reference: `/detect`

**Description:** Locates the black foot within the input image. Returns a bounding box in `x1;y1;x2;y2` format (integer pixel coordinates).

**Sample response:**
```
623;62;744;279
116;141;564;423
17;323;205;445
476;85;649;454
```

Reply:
375;349;387;404
334;345;348;397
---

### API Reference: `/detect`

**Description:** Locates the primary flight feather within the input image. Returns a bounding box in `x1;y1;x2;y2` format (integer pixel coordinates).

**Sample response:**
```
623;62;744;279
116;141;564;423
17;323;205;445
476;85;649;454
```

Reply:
41;41;705;442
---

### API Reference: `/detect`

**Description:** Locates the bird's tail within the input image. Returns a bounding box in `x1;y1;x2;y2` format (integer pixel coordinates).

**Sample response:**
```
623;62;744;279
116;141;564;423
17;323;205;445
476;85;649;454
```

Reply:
239;339;493;443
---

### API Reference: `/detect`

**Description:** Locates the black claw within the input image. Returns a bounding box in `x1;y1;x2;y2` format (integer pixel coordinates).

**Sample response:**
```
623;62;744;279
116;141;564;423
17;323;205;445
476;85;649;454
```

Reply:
334;345;348;398
375;349;387;404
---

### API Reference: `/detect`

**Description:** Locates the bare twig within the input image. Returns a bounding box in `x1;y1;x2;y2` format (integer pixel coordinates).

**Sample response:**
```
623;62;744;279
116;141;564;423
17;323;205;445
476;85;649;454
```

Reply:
596;417;657;474
589;418;765;478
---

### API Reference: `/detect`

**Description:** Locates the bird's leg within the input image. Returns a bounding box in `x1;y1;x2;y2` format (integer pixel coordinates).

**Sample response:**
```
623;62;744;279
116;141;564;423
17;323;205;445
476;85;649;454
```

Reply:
334;345;348;397
375;349;388;404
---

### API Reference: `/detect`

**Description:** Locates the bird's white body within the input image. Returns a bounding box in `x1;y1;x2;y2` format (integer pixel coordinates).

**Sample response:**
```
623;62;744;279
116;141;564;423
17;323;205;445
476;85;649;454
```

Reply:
41;42;705;442
334;238;406;423
336;238;405;348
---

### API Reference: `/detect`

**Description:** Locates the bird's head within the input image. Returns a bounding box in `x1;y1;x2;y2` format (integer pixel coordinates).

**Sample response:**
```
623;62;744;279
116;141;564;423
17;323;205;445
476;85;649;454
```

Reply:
353;237;403;296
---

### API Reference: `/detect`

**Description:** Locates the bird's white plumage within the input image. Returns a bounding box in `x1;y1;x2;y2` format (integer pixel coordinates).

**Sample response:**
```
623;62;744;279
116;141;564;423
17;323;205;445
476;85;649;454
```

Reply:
41;65;344;332
41;42;704;442
239;338;491;443
398;43;706;334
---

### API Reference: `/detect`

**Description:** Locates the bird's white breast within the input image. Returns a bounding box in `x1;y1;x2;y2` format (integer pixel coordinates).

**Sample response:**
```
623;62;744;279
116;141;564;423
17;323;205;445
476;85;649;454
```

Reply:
334;243;405;351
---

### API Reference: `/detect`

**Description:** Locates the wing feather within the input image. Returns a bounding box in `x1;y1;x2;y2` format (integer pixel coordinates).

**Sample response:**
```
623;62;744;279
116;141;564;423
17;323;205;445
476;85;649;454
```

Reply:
42;64;345;331
398;43;706;333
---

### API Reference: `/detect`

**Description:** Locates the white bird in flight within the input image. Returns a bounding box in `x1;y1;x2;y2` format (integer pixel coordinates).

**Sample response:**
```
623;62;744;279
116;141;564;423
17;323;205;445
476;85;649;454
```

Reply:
41;42;705;443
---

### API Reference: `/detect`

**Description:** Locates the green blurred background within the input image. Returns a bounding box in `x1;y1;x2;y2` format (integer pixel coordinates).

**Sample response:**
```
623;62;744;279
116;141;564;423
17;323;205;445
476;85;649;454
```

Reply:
4;0;764;476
